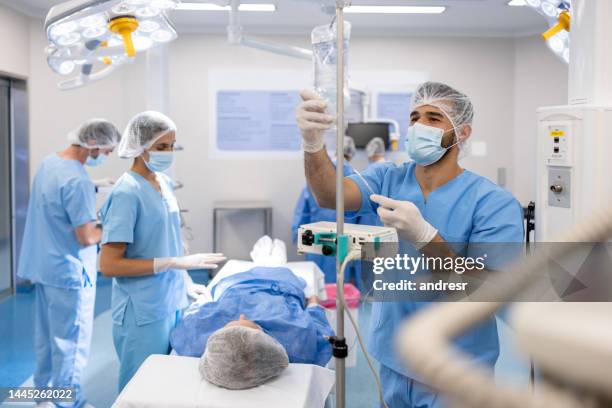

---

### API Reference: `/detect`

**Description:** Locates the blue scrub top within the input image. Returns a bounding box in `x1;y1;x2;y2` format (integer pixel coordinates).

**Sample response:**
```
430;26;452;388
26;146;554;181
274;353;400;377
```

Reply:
100;171;187;326
291;163;361;283
171;267;334;366
348;161;524;379
18;154;97;289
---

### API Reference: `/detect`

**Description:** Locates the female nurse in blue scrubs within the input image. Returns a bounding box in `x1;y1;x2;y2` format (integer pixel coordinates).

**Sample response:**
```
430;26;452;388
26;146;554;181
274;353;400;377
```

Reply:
98;111;226;391
295;83;524;407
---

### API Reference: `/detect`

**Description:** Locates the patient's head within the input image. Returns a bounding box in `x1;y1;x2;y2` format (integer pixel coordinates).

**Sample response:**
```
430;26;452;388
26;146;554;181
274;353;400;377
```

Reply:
200;321;289;390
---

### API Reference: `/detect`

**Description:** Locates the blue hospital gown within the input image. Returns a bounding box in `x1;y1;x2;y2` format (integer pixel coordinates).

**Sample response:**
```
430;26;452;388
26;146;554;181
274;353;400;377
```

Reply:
170;267;334;366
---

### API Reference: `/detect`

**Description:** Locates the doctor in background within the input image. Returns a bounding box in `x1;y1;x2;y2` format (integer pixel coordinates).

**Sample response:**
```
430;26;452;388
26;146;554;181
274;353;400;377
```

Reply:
18;119;121;408
98;111;226;392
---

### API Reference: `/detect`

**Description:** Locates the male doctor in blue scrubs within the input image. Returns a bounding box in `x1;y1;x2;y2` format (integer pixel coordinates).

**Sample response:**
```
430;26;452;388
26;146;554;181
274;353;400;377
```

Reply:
296;82;524;407
18;119;121;408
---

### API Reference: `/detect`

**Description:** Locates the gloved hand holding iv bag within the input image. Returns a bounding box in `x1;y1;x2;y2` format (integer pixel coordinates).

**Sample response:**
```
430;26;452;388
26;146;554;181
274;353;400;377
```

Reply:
296;90;334;153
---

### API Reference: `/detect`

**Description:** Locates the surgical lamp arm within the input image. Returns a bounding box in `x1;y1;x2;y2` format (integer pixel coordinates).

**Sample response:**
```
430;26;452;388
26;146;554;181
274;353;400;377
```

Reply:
226;0;312;61
239;37;312;61
395;203;612;408
59;63;122;90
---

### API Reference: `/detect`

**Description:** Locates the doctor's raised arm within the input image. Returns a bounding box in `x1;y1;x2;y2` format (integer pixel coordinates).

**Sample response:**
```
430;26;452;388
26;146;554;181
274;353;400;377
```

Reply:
296;89;363;212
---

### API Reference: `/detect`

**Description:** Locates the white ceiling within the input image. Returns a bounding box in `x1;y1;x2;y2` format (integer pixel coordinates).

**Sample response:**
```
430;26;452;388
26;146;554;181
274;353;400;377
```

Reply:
0;0;547;37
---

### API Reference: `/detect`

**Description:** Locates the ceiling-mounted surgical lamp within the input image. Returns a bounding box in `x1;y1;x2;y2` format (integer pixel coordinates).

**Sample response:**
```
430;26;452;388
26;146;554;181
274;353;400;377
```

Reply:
525;0;572;63
45;0;180;90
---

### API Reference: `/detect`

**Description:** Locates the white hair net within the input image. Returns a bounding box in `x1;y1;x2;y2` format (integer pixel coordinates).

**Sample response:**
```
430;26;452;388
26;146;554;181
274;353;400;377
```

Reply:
118;111;177;158
365;137;386;159
411;81;474;157
341;136;356;160
200;326;289;390
67;119;121;149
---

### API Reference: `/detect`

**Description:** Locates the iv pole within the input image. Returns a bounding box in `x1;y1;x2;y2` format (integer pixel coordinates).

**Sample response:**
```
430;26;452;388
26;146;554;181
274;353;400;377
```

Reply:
335;3;347;408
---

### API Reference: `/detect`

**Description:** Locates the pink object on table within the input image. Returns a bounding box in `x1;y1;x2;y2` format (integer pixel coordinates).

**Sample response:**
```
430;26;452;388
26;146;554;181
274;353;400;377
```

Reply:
320;283;361;309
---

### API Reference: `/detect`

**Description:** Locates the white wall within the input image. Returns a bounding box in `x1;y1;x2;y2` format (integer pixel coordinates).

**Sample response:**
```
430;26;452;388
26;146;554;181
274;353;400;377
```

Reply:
168;34;520;257
0;4;30;78
512;36;568;204
21;23;569;257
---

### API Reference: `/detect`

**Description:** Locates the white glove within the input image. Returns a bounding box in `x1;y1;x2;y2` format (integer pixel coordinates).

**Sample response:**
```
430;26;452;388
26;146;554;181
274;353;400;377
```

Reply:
93;178;115;188
296;89;334;153
370;194;438;249
153;253;226;274
183;271;212;301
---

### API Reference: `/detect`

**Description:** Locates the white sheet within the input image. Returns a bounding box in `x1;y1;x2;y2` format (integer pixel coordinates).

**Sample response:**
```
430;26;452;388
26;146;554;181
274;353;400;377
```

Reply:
208;260;327;300
112;355;335;408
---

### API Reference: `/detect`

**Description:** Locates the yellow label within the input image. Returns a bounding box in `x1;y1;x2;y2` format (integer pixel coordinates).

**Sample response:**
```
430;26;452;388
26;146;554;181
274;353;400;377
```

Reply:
550;130;565;137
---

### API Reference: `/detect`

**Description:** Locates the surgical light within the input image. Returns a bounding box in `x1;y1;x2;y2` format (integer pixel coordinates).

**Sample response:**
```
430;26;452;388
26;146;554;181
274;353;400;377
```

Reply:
57;32;82;46
139;20;160;33
548;34;565;52
83;26;107;38
50;21;78;37
542;1;560;17
58;61;76;75
562;47;569;63
151;29;173;42
507;0;527;6
136;6;160;18
45;0;179;89
133;35;154;51
112;3;136;13
79;14;107;28
151;0;178;8
344;6;446;14
525;0;571;64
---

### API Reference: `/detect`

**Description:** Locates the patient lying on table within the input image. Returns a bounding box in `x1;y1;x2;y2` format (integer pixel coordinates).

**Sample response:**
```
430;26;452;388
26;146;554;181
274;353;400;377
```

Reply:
170;267;334;389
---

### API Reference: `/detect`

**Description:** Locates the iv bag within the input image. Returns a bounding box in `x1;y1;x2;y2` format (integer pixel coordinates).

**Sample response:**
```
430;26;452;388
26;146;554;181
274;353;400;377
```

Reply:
311;21;352;143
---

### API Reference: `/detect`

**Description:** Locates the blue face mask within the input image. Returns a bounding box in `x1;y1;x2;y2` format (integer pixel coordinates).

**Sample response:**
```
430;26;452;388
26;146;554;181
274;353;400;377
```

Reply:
144;151;174;172
405;123;461;166
85;153;107;167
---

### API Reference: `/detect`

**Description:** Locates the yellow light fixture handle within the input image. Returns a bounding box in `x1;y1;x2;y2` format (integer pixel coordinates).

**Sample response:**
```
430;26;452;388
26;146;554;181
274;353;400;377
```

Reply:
391;139;398;152
542;11;570;40
108;17;139;57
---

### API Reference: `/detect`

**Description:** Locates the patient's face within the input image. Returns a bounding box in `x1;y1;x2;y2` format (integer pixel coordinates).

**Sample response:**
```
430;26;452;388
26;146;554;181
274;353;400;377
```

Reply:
225;314;262;331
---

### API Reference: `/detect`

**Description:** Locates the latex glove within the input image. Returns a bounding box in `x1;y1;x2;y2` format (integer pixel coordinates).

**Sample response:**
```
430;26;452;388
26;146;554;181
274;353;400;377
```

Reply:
370;194;438;249
93;178;115;188
153;253;226;274
296;89;334;153
183;271;211;301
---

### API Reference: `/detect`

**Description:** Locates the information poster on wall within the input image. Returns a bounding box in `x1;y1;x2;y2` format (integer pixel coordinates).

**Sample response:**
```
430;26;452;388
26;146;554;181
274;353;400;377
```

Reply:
209;70;311;159
217;90;301;151
377;92;413;142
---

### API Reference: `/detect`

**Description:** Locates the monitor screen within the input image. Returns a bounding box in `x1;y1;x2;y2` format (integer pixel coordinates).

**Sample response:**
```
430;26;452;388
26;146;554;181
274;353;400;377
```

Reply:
346;122;391;149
